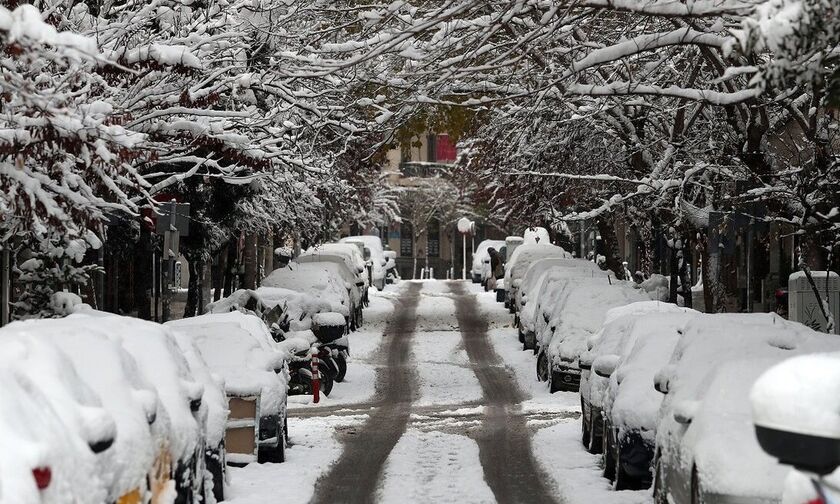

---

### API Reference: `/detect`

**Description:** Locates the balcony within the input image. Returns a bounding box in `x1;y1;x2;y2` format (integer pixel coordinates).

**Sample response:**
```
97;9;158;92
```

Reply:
398;161;454;178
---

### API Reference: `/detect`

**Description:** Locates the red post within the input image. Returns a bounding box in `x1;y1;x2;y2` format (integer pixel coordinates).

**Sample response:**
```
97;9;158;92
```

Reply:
311;353;320;404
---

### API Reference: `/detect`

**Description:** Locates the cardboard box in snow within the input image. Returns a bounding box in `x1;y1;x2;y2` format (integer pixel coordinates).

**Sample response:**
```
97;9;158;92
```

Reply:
788;271;840;335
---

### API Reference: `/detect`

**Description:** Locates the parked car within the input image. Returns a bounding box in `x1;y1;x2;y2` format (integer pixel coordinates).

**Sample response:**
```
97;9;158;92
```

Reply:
0;367;109;504
536;279;648;392
304;243;369;291
578;301;689;454
471;239;505;283
751;352;840;504
295;254;365;328
262;262;355;329
0;334;116;504
171;332;230;501
20;320;167;504
207;287;333;337
515;258;605;348
167;311;290;466
653;314;840;504
598;311;698;489
340;235;388;290
504;243;572;315
111;318;208;504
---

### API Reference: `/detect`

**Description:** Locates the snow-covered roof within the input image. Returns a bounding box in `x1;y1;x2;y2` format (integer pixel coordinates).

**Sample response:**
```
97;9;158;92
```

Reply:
604;312;698;439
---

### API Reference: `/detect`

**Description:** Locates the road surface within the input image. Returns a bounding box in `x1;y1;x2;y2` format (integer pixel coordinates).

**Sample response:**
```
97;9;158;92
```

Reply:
310;281;561;504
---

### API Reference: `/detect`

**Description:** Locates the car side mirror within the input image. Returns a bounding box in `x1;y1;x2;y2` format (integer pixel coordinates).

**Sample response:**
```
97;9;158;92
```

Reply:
752;354;840;475
673;400;698;425
578;353;593;371
593;354;619;378
654;366;674;394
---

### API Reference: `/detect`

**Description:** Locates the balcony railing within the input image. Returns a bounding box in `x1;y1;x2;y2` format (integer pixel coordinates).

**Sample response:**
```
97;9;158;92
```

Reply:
399;161;454;178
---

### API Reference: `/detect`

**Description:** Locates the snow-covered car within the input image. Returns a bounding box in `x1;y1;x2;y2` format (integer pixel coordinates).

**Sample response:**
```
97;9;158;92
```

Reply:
304;243;369;288
504;243;572;315
0;333;116;504
598;311;698;489
750;353;840;504
0;366;110;504
471;239;505;283
340;235;388;290
14;319;168;504
296;253;365;328
515;257;605;349
536;279;648;393
262;262;354;328
171;332;229;501
167;311;290;466
578;301;690;454
207;287;333;335
653;314;840;504
102;316;208;504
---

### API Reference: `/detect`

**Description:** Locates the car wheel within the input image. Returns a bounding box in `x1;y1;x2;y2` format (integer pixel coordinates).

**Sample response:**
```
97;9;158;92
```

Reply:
549;371;565;394
581;407;591;448
588;413;602;454
206;444;225;502
321;373;334;397
653;455;667;504
614;446;632;490
536;352;549;382
284;416;290;445
335;355;348;382
603;426;616;481
691;466;702;504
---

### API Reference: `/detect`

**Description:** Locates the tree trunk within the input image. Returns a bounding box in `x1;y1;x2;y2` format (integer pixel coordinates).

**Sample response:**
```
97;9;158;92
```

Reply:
223;236;238;296
212;245;225;302
200;261;212;314
134;227;153;320
243;233;258;289
596;218;625;280
183;255;203;318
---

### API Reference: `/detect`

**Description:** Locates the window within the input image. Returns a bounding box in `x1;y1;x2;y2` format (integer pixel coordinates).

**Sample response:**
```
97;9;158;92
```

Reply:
427;219;440;257
400;222;413;257
436;134;457;162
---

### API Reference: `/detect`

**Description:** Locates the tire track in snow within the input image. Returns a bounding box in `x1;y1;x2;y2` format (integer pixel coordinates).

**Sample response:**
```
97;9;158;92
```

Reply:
450;281;561;504
310;282;421;504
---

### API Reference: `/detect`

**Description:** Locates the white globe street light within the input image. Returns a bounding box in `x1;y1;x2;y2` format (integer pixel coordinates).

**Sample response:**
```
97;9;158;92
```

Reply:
457;217;474;280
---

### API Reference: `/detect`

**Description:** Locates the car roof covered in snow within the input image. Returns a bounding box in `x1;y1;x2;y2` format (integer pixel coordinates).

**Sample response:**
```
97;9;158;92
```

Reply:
504;243;572;286
580;301;694;406
263;262;351;316
603;311;698;437
471;240;506;270
167;312;288;415
0;327;116;463
544;280;650;364
64;312;204;463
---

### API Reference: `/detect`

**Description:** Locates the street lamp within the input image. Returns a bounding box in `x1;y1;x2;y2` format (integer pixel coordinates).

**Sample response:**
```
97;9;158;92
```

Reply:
457;217;474;280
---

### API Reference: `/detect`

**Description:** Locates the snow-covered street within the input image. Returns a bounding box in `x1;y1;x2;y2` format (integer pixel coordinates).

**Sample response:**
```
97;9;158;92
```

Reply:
225;280;645;504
